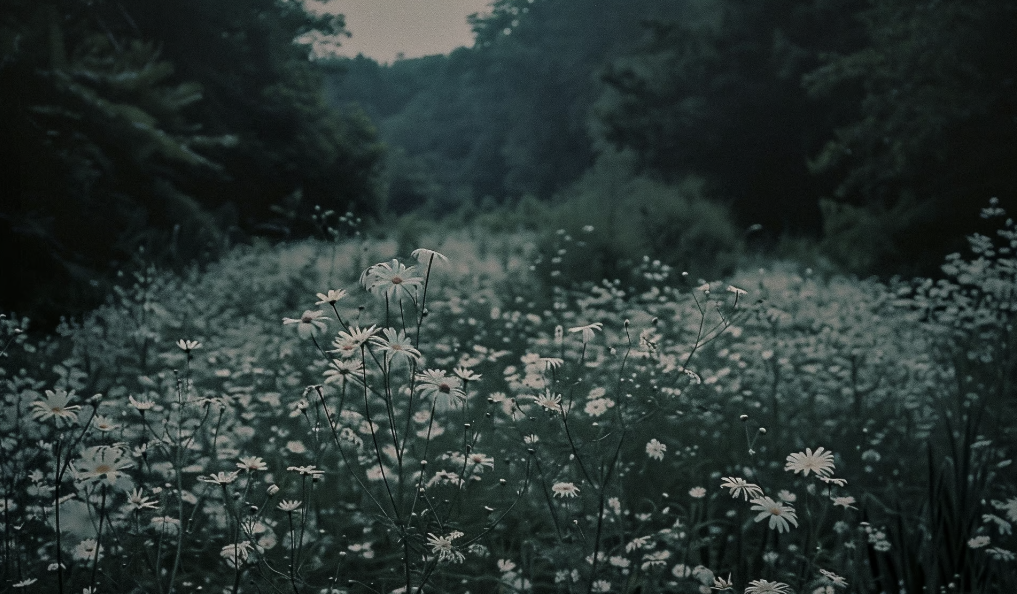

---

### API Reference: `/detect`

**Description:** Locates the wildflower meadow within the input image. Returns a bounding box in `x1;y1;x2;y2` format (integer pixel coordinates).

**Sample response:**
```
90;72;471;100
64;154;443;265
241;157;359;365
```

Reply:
2;201;1015;594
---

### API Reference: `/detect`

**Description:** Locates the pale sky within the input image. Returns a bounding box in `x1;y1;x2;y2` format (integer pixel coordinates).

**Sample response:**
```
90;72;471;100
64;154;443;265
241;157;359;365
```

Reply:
307;0;492;63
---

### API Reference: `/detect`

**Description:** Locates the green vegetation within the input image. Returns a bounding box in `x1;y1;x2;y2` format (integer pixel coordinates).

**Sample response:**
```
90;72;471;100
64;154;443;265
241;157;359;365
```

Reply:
1;201;1014;593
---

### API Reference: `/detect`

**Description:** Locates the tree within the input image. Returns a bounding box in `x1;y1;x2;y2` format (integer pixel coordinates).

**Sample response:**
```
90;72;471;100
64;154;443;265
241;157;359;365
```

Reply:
592;0;866;235
804;0;1017;273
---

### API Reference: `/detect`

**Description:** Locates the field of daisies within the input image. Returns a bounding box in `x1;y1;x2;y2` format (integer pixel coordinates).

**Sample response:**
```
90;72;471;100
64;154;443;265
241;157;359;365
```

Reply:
2;203;1016;594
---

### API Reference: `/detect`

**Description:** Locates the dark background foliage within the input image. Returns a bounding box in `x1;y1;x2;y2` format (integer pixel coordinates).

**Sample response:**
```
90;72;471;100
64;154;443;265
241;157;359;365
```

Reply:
3;0;1016;325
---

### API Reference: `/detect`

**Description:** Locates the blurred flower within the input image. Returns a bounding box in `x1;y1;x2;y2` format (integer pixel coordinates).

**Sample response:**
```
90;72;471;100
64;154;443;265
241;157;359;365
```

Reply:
31;389;81;425
315;289;347;305
831;495;857;509
777;489;797;502
711;574;734;590
497;559;517;573
411;248;449;265
744;579;792;594
11;578;37;588
584;397;614;417
416;369;466;404
277;499;302;512
689;487;707;499
552;482;580;498
236;456;267;472
532;390;562;412
750;497;799;533
726;285;747;296
73;538;101;562
968;535;991;549
819;569;848;587
283;310;329;339
785;447;836;477
128;395;155;411
93;415;118;432
568;322;603;343
324;358;364;385
466;452;494;473
371;328;421;363
176;339;202;352
221;541;253;568
76;446;132;485
454;366;482;382
127;488;159;512
198;471;240;485
287;465;324;477
645;439;667;460
720;476;763;500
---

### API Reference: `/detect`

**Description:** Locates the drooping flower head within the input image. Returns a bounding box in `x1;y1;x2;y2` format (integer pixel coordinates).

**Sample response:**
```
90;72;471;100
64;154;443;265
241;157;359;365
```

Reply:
283;310;329;339
750;496;799;533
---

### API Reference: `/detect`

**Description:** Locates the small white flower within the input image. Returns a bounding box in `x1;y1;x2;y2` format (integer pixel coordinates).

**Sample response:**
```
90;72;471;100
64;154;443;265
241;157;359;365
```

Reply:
552;482;580;498
282;310;329;339
750;497;799;533
568;322;603;343
720;476;763;500
785;447;836;477
645;439;667;460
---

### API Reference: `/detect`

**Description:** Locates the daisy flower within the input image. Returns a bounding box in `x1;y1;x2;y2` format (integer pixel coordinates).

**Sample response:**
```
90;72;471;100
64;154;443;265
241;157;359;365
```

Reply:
689;487;707;498
176;339;202;352
819;568;848;587
744;579;792;594
283;310;329;339
750;496;799;533
76;446;132;485
371;328;421;363
411;248;449;265
532;390;562;412
831;495;857;509
31;389;81;425
645;439;667;460
324;358;364;385
720;476;763;500
552;482;580;498
315;289;347;305
466;452;495;473
568;322;603;343
287;465;325;477
236;456;268;472
221;541;254;568
426;531;465;563
785;447;835;477
711;574;734;590
361;259;423;301
198;471;240;485
127;488;159;511
416;369;466;404
277;500;302;512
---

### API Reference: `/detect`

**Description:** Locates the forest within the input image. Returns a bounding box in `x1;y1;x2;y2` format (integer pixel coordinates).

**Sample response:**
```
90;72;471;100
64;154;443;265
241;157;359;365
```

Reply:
3;0;1016;325
1;1;1016;593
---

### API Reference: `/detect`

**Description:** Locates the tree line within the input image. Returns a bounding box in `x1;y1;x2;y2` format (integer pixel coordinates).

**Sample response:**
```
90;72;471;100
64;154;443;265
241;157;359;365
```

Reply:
327;0;1016;274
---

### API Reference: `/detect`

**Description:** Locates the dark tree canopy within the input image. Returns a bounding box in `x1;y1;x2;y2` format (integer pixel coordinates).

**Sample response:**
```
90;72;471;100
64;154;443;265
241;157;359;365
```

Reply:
1;0;384;325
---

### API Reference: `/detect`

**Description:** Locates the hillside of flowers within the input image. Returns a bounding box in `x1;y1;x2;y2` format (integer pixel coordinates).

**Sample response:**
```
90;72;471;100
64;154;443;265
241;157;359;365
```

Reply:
2;202;1015;594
